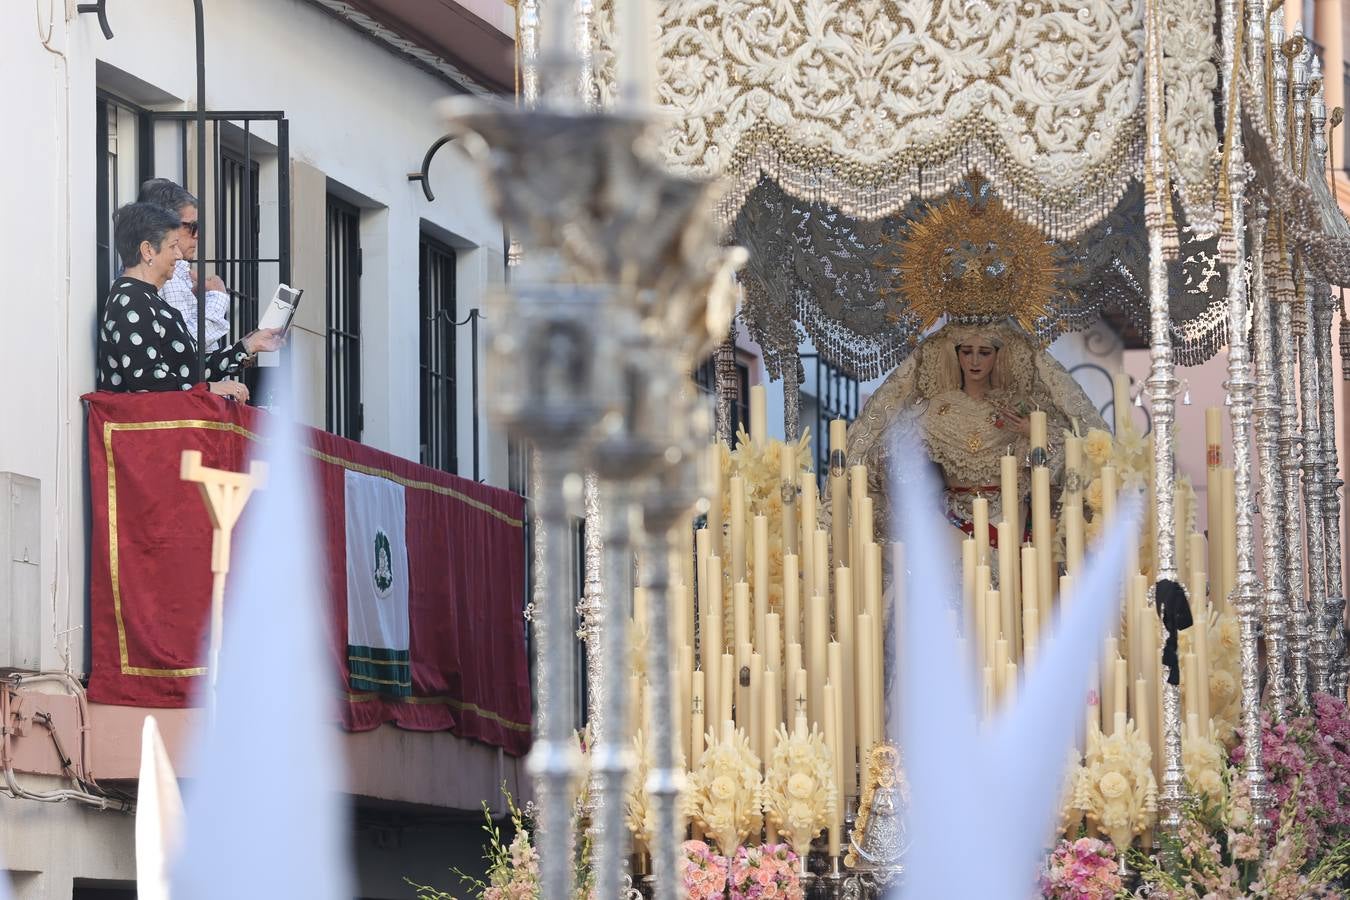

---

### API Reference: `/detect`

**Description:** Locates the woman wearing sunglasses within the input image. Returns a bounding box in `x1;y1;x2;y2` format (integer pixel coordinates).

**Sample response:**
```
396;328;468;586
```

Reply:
137;178;232;351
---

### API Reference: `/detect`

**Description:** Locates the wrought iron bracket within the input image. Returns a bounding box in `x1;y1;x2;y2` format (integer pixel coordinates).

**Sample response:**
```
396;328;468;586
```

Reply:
408;135;457;202
77;1;114;39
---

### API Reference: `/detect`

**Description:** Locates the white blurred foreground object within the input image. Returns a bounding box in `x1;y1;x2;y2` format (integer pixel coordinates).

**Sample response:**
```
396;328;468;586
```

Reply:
169;395;353;898
135;715;184;900
893;448;1140;899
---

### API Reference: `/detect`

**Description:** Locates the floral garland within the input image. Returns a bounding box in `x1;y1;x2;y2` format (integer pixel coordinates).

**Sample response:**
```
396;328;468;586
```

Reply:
1231;694;1350;855
680;840;731;900
1038;837;1123;899
728;844;803;900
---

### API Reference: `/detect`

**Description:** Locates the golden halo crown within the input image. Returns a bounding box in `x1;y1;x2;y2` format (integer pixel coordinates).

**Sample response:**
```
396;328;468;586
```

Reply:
878;178;1060;335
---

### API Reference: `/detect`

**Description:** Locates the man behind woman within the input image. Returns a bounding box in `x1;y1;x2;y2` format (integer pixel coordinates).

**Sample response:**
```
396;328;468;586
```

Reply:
137;178;231;351
96;200;283;402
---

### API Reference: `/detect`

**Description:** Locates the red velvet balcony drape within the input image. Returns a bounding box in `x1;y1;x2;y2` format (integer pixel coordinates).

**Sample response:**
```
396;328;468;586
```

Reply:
84;388;531;756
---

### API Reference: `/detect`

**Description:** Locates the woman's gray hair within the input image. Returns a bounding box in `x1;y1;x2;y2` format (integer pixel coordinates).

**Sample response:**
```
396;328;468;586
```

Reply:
137;178;198;214
113;202;181;269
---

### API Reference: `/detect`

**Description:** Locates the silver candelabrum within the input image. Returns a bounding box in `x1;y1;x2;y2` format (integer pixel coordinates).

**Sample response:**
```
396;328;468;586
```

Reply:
445;84;743;899
1221;0;1270;829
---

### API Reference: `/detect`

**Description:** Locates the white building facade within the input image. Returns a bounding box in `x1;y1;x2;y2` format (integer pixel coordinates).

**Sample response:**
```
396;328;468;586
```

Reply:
2;1;522;895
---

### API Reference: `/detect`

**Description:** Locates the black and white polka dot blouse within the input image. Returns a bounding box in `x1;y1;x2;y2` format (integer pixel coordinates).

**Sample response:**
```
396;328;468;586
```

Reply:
97;276;250;392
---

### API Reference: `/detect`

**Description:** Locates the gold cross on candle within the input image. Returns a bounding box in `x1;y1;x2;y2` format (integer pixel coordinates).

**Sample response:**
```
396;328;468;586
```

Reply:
795;692;808;714
692;696;703;715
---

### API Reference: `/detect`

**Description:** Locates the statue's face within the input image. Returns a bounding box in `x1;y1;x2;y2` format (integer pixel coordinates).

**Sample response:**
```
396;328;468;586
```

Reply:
956;343;997;386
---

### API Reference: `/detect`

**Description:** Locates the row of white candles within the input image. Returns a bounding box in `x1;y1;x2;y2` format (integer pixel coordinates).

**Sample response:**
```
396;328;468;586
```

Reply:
625;376;1239;851
640;386;888;854
963;378;1238;796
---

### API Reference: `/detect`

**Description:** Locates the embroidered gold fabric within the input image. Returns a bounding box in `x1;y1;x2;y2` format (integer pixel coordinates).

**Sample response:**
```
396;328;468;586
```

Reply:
595;0;1145;235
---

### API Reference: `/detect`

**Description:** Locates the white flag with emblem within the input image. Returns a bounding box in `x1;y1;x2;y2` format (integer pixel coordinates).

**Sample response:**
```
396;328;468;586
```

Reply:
344;470;411;696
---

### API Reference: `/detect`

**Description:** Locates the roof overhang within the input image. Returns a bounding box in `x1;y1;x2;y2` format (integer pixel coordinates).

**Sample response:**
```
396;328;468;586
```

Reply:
308;0;515;96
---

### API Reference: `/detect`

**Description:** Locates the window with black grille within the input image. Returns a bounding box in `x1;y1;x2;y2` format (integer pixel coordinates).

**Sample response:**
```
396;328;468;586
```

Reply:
419;235;457;471
800;353;859;485
217;148;261;347
326;196;362;439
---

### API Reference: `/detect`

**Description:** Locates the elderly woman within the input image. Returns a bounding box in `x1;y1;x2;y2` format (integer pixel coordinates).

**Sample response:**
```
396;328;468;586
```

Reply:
97;202;282;401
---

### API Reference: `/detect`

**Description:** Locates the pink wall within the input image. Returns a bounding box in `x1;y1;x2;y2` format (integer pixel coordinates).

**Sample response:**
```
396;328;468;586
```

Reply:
4;694;528;810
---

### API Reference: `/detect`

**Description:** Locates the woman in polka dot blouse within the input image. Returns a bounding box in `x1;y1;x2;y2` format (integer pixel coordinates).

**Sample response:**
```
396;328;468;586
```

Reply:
98;202;284;402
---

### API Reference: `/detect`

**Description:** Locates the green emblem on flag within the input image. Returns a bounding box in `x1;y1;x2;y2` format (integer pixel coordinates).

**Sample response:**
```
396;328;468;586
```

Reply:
373;529;394;597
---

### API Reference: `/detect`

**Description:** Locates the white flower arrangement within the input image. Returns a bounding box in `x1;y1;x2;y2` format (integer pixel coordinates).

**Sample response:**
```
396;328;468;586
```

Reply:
761;723;837;858
1072;719;1158;854
688;725;764;856
1182;723;1228;805
625;728;688;855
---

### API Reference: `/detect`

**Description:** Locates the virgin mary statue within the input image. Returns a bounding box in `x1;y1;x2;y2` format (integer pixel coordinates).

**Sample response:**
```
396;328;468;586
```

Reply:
846;318;1105;549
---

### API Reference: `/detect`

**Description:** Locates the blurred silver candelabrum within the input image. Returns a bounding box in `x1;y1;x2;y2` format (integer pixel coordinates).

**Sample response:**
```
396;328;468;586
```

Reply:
445;75;742;897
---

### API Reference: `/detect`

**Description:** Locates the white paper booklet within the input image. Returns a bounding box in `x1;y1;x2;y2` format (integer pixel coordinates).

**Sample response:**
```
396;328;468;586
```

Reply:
258;284;304;335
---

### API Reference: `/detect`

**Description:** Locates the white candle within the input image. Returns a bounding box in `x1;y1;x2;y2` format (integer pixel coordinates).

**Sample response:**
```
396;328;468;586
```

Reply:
1205;407;1222;592
830;420;850;571
704;555;724;733
827;644;846;801
836;567;855;794
753;515;769;651
749;652;764;765
800;473;818;593
1000;454;1020;526
807;593;828;729
1114;373;1133;435
734;582;751;667
973;496;991;569
1114;657;1128;735
765;612;782;679
1030;410;1048;454
764;666;780;761
813;530;830;600
730;476;747;584
850;464;869;577
1220;468;1237;613
1032;465;1052;623
962;539;978;641
856;612;876;779
691;670;706;767
720;653;735;735
824;679;842;856
1134;677;1151;747
749;384;768;446
784;554;801;648
786;642;803;718
1191;574;1211;727
1064;435;1084;575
